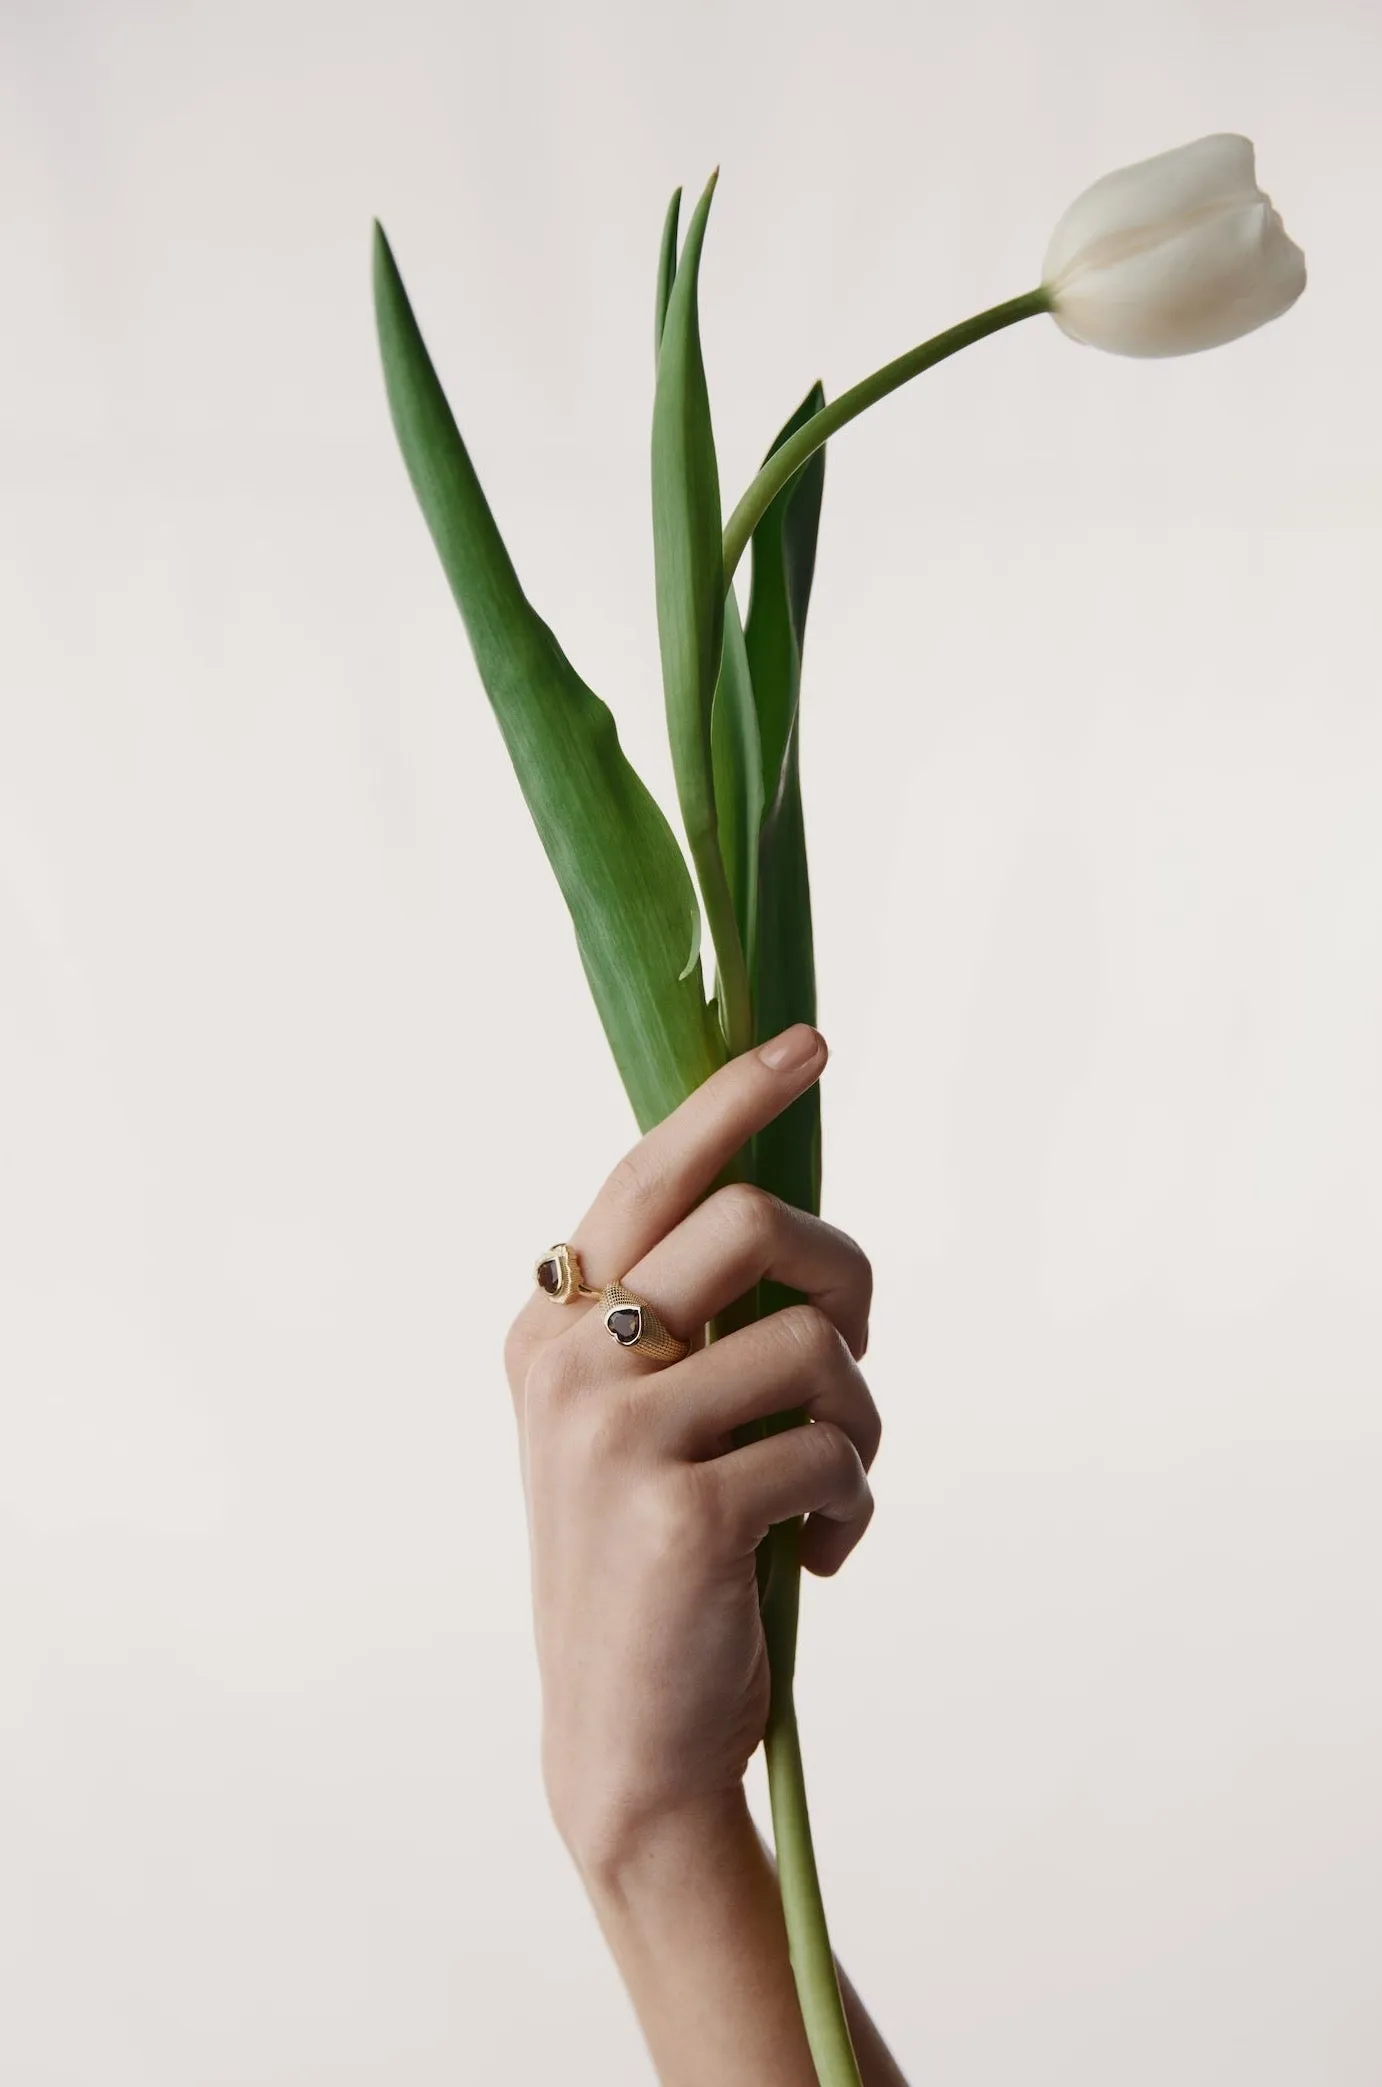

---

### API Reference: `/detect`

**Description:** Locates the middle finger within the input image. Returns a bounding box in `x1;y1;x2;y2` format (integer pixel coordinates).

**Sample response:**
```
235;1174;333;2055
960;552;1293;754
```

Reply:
583;1181;872;1365
649;1304;882;1469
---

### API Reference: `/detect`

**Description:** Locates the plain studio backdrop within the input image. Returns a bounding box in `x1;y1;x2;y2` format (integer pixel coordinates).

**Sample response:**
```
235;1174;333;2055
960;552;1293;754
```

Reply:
3;0;1380;2080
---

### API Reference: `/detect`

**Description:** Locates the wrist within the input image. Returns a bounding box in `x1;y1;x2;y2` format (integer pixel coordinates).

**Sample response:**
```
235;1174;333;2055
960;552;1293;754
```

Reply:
564;1784;754;1907
566;1786;828;2086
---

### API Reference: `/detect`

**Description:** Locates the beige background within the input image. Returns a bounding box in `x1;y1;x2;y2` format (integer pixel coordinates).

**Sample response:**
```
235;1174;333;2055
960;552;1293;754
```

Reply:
3;0;1380;2079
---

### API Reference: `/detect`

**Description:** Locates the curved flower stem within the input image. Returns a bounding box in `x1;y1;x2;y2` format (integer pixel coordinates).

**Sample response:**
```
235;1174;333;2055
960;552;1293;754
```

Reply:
722;287;1052;589
760;1510;862;2084
713;1317;856;2079
700;284;1054;2085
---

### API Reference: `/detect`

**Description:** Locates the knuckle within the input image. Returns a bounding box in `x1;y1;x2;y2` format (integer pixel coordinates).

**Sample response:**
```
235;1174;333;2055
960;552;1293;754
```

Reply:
803;1416;853;1472
522;1340;580;1420
715;1179;780;1248
840;1227;874;1302
606;1144;663;1218
524;1351;644;1468
568;1389;638;1467
810;1537;847;1578
641;1464;719;1558
780;1302;845;1368
803;1420;869;1510
828;1222;874;1355
503;1292;554;1391
813;1486;875;1577
840;1364;884;1470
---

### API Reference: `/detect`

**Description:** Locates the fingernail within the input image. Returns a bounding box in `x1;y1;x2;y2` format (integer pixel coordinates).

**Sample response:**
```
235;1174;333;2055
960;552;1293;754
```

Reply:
759;1024;825;1074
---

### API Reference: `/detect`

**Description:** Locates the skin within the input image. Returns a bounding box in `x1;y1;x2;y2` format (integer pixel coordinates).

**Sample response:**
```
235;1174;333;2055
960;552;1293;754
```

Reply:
505;1025;909;2086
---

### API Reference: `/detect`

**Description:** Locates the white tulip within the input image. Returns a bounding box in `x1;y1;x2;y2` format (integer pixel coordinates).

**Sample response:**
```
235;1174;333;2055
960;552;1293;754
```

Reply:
1042;134;1306;358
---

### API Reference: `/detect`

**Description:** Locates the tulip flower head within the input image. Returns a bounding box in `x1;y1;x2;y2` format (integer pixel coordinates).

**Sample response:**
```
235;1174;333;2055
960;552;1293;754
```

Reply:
1043;133;1306;358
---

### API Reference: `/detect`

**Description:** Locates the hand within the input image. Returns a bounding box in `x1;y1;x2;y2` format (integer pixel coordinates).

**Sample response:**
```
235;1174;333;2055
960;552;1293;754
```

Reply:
504;1025;880;1870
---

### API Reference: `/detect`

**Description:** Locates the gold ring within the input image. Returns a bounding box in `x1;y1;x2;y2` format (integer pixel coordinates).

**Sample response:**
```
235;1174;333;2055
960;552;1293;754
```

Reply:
599;1280;690;1365
534;1243;600;1305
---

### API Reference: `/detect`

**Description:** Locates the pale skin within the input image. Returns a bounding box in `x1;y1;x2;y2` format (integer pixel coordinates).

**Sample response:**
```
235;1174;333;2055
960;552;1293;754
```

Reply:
505;1024;909;2086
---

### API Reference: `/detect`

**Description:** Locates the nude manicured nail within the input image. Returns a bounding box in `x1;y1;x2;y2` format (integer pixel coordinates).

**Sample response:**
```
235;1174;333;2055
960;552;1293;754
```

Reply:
759;1024;825;1074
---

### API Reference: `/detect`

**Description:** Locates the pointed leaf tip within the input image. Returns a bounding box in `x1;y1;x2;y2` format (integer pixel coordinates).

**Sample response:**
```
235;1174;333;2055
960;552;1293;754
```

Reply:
652;151;750;1052
655;188;683;358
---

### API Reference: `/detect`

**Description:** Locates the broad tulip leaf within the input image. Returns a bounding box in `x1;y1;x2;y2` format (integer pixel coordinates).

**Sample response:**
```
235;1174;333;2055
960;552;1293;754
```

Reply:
745;383;827;1218
373;222;722;1131
651;170;751;1051
710;584;762;969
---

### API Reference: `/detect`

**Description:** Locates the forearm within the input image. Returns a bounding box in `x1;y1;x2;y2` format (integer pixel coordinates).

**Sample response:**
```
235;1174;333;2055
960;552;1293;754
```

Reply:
571;1790;907;2087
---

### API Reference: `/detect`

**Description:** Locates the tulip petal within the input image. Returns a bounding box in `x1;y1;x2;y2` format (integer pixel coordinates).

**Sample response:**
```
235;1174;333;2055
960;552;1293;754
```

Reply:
1043;134;1261;288
1052;195;1306;357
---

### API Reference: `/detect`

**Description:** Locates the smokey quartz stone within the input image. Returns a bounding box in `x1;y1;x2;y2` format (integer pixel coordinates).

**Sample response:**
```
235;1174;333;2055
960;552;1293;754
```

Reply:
606;1306;642;1346
536;1256;562;1297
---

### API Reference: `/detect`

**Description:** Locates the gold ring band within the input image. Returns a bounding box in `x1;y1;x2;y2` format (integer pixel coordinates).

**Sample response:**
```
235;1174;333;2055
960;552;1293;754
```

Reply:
534;1243;600;1306
599;1280;690;1365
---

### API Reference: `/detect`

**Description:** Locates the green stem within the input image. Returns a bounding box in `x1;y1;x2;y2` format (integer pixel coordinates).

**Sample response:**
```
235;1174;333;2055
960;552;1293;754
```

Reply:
717;1305;852;2074
722;287;1051;588
762;1513;861;2084
706;283;1058;2087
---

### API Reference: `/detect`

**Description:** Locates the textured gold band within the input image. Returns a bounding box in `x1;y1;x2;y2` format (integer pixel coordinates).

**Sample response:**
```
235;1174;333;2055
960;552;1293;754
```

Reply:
534;1243;600;1306
599;1280;690;1365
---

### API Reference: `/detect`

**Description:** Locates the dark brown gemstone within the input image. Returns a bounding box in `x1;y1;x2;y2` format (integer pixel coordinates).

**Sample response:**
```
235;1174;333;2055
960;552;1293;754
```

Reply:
606;1306;642;1347
537;1257;561;1296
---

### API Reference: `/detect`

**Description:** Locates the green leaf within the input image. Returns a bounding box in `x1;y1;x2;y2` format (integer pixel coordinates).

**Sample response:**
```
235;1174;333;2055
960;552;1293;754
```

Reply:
651;169;752;1055
753;726;819;1221
745;381;826;817
654;187;681;357
745;382;827;1217
710;584;762;976
373;220;722;1132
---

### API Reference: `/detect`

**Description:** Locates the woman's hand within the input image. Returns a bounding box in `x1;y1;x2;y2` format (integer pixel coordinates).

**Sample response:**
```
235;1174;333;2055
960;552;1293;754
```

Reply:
503;1024;879;1870
504;1027;908;2085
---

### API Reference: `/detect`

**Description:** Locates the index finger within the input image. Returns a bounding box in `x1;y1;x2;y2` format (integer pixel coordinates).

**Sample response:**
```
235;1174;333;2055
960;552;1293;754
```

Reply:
574;1023;826;1285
